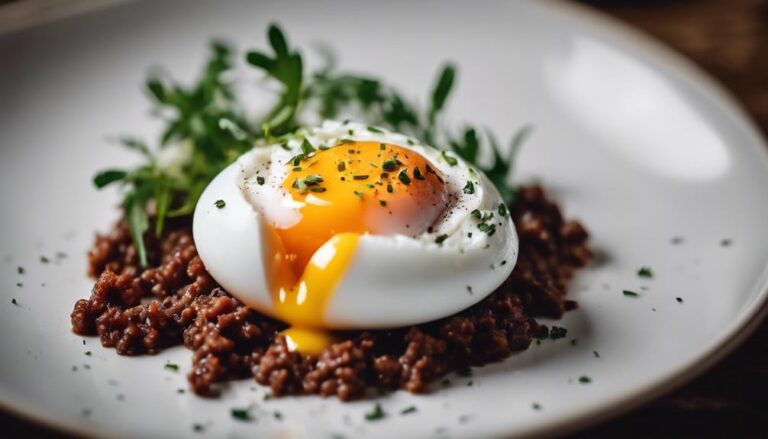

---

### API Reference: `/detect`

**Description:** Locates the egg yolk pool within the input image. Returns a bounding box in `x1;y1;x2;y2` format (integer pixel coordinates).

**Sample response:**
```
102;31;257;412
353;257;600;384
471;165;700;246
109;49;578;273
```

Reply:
262;141;449;354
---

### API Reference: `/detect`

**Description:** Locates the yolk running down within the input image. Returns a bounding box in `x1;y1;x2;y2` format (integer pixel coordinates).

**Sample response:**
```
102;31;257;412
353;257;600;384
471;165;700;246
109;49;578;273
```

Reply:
261;141;449;354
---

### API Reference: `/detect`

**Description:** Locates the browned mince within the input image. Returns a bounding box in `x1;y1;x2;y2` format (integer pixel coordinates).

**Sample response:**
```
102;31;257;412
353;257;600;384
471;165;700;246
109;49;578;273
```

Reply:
70;185;591;400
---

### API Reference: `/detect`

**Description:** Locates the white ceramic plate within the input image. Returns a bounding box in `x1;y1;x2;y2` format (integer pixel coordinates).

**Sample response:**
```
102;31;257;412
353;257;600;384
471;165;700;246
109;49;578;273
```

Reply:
2;1;767;437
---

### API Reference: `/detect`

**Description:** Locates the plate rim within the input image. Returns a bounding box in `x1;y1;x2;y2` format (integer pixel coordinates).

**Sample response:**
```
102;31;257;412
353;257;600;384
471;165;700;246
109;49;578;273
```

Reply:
1;0;767;437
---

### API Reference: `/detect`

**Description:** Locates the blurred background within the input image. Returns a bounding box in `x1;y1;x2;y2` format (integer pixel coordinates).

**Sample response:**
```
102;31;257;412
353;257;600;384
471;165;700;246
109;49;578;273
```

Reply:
0;0;766;437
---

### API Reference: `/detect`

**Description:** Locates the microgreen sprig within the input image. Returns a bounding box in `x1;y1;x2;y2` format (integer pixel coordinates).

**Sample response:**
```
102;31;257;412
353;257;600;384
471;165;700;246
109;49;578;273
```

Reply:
93;24;529;267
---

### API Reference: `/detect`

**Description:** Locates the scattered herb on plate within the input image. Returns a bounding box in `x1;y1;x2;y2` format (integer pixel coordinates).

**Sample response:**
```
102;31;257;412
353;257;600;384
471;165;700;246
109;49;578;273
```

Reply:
637;266;653;278
549;326;568;340
231;406;253;421
364;403;386;421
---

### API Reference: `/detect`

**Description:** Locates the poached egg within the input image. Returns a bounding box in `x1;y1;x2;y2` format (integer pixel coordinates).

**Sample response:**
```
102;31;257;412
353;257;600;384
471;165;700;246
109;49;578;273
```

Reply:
193;121;518;354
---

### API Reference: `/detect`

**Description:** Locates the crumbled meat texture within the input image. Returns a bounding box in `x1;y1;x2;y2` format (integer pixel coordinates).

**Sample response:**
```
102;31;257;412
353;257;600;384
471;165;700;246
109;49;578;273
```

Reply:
71;185;590;400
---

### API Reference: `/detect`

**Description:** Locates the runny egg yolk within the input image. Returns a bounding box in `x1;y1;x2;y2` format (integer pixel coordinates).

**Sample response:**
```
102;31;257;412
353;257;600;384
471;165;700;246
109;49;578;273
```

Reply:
261;141;449;354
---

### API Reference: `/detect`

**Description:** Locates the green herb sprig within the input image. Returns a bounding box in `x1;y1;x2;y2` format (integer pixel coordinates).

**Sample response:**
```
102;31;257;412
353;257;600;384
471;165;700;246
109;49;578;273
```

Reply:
93;24;529;267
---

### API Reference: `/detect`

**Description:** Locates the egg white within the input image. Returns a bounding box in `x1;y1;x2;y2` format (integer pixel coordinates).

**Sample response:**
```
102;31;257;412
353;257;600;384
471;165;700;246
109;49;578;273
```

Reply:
193;121;518;328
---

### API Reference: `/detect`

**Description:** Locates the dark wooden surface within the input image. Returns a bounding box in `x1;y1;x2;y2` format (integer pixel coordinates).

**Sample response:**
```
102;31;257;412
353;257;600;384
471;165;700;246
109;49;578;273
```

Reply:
2;0;768;437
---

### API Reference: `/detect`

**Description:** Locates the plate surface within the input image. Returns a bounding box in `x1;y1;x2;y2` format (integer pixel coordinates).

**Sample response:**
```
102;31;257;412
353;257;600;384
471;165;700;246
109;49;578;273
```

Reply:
1;1;768;437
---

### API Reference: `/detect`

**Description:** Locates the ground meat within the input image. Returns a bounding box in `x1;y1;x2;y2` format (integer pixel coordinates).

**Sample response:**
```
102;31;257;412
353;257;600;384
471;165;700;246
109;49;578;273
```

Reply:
70;185;590;400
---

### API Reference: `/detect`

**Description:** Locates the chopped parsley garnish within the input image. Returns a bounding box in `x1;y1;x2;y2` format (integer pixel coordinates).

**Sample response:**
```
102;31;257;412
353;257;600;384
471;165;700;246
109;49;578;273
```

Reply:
192;424;205;432
622;290;639;297
353;190;364;200
231;407;252;421
90;25;529;264
364;403;386;421
367;126;384;133
300;138;316;155
578;375;592;384
164;362;179;372
398;168;411;185
549;326;567;340
676;297;684;303
471;208;497;236
463;181;475;194
471;209;494;221
721;238;733;247
40;256;50;264
309;186;327;193
11;298;18;306
386;183;394;193
379;200;387;207
84;351;92;356
214;199;226;209
466;285;473;294
477;222;496;236
17;266;24;275
303;174;323;185
593;350;600;358
435;234;448;244
382;157;400;171
441;151;458;166
413;167;425;180
637;266;653;278
256;176;265;185
400;406;417;415
273;411;283;420
532;402;542;411
497;203;507;217
337;162;346;171
293;178;307;193
353;174;369;180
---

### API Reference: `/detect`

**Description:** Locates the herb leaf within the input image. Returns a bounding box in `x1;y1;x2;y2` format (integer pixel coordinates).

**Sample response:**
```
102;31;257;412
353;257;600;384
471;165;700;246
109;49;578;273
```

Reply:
428;64;456;127
93;170;127;188
93;25;530;265
364;403;386;421
637;266;653;278
126;194;149;267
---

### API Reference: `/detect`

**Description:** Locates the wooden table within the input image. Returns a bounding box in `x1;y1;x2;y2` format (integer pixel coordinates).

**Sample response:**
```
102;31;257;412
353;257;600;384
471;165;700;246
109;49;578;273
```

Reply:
2;0;767;436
